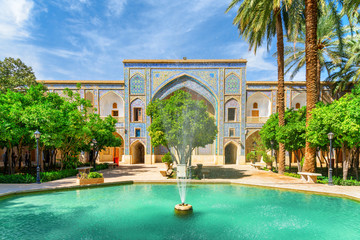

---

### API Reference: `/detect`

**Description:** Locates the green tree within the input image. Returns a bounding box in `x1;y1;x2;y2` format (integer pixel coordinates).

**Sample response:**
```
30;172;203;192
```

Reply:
307;86;360;180
277;107;306;171
83;114;122;170
146;90;217;167
0;57;37;92
328;34;360;96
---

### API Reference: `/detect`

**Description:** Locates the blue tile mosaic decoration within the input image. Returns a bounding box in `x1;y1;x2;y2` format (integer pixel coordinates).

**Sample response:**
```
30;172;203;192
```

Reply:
225;74;240;94
130;69;145;78
130;74;145;95
130;123;146;137
151;69;219;95
224;123;241;137
225;69;242;77
225;99;240;122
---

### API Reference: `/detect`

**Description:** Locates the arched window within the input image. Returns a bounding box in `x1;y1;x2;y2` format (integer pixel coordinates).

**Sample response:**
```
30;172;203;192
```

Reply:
295;103;300;109
112;102;119;116
253;102;258;109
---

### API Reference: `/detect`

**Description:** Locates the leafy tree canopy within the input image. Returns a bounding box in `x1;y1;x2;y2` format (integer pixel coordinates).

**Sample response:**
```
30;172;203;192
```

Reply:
147;90;217;166
0;57;37;92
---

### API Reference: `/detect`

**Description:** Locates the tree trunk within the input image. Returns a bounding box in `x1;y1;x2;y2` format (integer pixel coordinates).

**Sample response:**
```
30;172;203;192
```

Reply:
353;148;359;181
342;143;350;180
294;152;302;172
275;7;286;175
303;0;318;173
316;57;321;101
289;151;292;171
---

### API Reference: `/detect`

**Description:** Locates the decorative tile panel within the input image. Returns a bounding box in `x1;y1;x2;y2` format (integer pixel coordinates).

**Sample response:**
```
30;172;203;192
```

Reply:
225;74;240;94
225;69;242;77
225;99;240;122
130;123;146;137
130;74;145;95
151;69;218;95
130;69;145;78
224;123;241;137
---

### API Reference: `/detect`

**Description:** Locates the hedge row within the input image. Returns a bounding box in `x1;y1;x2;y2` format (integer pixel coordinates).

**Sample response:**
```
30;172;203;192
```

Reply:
283;172;360;186
0;163;109;183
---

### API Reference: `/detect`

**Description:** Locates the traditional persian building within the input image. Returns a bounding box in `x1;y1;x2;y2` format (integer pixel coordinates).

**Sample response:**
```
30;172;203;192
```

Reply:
41;59;330;165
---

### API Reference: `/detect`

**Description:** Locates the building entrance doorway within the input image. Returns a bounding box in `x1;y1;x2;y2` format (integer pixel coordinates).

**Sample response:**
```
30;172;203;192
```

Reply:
225;143;237;164
131;141;145;164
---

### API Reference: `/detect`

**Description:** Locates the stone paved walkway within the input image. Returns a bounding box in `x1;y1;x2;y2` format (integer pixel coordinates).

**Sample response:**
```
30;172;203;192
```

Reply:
0;164;359;201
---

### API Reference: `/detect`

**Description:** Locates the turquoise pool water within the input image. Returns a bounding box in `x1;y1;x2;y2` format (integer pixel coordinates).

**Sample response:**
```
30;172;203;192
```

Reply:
1;184;359;239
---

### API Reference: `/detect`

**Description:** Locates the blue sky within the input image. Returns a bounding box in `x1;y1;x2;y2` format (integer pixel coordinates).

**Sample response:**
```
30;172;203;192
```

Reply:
0;0;305;82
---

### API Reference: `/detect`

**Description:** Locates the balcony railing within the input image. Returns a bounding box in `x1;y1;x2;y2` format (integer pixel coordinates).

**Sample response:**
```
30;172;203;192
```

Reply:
100;116;125;122
246;117;269;124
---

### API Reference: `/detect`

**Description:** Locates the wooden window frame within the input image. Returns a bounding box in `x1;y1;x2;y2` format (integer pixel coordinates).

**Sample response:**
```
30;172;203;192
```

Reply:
229;128;235;137
228;108;236;122
135;128;141;137
133;108;142;122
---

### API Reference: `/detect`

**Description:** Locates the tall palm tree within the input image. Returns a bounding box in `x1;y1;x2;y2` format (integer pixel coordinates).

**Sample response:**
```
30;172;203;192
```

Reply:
284;3;344;101
303;0;359;172
302;0;319;173
226;0;299;174
328;34;360;96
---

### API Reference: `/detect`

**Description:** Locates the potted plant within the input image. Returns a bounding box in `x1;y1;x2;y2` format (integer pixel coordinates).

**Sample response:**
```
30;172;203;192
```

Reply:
162;152;173;170
160;153;173;177
77;172;104;185
262;152;274;170
246;151;257;164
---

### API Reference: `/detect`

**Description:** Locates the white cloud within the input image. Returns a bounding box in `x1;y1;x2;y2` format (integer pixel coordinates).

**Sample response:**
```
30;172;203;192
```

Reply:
224;42;277;71
0;0;34;39
107;0;127;16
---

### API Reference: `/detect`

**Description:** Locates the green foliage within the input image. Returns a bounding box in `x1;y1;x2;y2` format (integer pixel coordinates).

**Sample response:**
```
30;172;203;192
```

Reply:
259;113;279;150
0;173;35;183
63;156;82;169
0;80;120;174
84;114;122;155
277;107;306;152
147;90;217;166
246;151;257;163
161;152;173;163
0;169;79;183
87;172;103;179
40;169;78;182
262;153;274;164
283;172;301;179
92;164;109;171
0;57;37;92
317;176;360;186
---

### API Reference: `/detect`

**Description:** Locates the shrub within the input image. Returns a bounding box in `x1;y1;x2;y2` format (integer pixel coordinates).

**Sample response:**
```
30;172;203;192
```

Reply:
0;173;36;183
246;151;257;163
93;163;109;171
40;169;78;182
283;172;301;178
87;172;103;179
317;176;360;186
161;152;173;163
63;156;82;169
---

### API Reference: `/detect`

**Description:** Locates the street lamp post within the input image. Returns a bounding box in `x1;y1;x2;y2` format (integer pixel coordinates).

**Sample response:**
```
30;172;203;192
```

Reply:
34;130;41;184
327;132;334;186
92;139;97;170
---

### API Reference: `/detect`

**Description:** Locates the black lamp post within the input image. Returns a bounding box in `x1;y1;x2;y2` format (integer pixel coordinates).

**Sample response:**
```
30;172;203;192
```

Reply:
327;132;334;186
34;130;41;184
92;139;97;170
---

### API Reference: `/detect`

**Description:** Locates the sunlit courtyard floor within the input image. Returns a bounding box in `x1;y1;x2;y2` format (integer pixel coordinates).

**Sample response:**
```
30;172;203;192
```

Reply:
0;164;359;201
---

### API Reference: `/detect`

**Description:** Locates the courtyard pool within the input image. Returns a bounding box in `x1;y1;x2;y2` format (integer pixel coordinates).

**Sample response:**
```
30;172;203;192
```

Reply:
0;184;359;239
